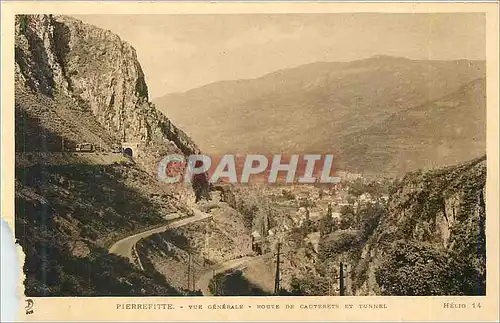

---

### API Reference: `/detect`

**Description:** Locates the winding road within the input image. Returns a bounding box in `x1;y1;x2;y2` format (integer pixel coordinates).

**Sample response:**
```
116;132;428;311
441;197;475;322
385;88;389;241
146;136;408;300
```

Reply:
109;206;266;296
196;255;267;296
108;208;212;265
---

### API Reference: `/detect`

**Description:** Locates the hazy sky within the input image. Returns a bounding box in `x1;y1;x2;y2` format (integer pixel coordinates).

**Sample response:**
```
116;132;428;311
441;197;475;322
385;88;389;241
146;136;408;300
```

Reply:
75;14;485;98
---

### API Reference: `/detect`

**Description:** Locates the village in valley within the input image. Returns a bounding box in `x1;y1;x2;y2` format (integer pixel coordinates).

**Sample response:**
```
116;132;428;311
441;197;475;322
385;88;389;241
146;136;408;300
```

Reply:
189;168;395;296
243;169;390;251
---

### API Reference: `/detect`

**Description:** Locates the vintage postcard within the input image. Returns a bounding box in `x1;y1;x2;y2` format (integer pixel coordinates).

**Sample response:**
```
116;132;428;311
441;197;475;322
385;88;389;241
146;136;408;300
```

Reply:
1;1;499;322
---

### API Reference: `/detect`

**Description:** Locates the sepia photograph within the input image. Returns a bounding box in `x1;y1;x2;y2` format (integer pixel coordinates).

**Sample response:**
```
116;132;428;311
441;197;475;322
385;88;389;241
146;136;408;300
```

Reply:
1;1;499;322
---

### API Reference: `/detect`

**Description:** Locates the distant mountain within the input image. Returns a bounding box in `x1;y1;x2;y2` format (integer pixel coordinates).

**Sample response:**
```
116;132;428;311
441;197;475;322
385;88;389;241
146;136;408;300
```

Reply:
154;56;485;176
15;15;199;161
338;77;486;175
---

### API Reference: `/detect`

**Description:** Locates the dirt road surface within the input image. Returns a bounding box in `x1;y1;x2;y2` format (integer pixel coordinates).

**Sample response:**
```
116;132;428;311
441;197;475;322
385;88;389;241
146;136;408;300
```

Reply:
109;208;211;263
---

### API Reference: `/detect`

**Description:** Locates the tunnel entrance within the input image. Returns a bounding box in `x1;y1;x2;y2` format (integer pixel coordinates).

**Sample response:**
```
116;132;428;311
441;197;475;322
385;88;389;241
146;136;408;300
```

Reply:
123;147;133;157
121;142;139;158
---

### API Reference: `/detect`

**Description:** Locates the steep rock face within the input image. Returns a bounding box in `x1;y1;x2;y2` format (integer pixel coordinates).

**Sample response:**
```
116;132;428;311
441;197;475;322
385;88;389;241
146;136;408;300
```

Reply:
15;14;198;157
14;15;208;296
15;15;69;96
308;156;486;296
383;156;486;246
357;156;486;295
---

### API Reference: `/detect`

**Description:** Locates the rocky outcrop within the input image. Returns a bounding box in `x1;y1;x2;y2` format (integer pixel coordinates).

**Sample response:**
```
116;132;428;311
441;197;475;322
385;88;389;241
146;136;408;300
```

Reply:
301;156;487;296
386;156;486;245
15;15;68;96
356;156;486;295
15;14;198;158
14;14;209;296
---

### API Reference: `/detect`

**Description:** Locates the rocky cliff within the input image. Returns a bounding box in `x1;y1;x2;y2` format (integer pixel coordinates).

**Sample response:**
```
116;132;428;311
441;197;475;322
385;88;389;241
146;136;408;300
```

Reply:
14;15;203;296
154;55;485;177
15;14;198;158
284;156;486;296
355;156;486;295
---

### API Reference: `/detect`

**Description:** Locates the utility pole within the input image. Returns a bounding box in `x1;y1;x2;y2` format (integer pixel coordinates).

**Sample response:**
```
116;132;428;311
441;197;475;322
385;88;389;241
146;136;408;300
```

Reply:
187;252;191;292
345;264;351;296
192;271;196;292
212;269;218;295
274;242;282;295
204;225;210;267
61;137;64;152
339;262;345;296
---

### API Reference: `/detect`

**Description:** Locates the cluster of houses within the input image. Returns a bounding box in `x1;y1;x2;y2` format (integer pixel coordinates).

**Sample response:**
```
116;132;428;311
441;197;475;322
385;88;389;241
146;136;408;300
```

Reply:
266;171;390;229
246;170;392;255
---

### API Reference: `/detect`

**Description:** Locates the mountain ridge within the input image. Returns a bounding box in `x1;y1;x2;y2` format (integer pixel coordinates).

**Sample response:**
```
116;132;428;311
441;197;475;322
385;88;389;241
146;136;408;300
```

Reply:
154;55;485;176
16;14;199;161
156;55;485;98
337;77;486;175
